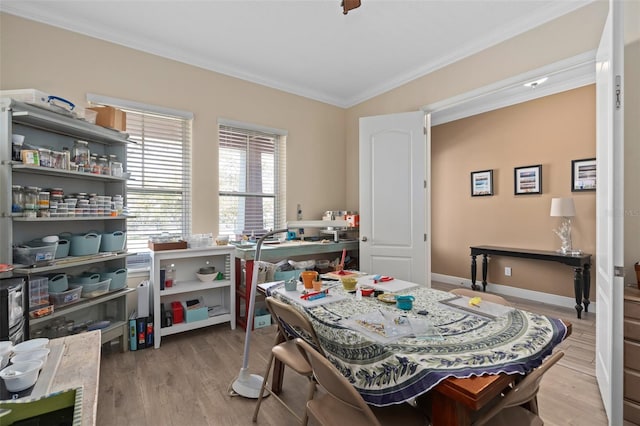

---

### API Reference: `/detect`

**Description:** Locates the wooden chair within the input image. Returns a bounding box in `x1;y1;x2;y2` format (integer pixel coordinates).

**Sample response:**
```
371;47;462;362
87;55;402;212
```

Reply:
450;287;513;307
252;297;321;425
295;338;429;426
472;351;565;426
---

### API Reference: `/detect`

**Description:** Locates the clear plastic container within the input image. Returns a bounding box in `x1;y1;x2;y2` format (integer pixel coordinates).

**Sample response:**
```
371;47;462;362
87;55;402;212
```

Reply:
61;147;71;170
12;185;23;213
38;191;50;210
38;148;51;167
110;157;123;177
89;154;100;174
98;155;110;175
165;264;176;287
72;140;90;170
24;186;39;211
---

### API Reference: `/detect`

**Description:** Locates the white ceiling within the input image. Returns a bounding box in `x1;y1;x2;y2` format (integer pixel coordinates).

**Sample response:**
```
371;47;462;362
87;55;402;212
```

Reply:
1;0;596;108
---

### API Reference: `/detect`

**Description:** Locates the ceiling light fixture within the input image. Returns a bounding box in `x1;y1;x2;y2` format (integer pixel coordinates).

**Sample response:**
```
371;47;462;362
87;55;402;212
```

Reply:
524;77;548;89
342;0;361;15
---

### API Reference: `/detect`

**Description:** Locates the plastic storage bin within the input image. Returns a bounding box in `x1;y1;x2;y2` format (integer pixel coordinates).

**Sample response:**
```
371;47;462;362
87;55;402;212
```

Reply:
254;310;272;329
68;233;101;256
71;279;110;298
13;242;58;265
54;239;70;259
101;269;127;291
49;286;82;307
99;231;126;252
28;276;49;309
47;274;69;293
69;273;100;285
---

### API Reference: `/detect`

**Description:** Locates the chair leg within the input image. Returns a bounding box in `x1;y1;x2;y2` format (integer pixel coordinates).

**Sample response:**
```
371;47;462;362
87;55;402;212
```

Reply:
529;395;539;415
301;376;316;426
252;352;275;422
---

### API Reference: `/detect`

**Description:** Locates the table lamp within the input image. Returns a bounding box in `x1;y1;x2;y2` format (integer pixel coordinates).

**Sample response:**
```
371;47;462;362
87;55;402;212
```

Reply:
231;219;349;398
550;197;576;254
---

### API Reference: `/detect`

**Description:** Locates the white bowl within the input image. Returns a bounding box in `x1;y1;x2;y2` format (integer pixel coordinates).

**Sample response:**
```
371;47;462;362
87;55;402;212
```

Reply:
11;348;49;366
12;338;49;354
196;272;218;282
0;361;41;392
0;341;13;369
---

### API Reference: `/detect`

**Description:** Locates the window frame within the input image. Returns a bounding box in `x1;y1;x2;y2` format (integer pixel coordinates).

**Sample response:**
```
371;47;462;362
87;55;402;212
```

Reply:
218;119;287;239
86;94;193;257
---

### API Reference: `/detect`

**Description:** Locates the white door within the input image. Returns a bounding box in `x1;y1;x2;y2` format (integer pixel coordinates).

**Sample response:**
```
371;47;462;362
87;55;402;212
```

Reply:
359;111;429;285
595;0;625;424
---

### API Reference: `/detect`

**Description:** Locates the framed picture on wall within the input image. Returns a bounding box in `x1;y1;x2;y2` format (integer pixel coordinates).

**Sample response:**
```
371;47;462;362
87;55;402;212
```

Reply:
470;170;493;197
572;158;596;191
514;164;542;195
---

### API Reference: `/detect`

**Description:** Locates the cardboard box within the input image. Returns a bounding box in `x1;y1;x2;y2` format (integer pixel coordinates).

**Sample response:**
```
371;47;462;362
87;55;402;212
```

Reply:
87;106;127;131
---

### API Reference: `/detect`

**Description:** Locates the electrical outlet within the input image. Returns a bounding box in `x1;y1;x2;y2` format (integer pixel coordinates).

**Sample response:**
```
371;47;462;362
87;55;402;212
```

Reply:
505;267;512;277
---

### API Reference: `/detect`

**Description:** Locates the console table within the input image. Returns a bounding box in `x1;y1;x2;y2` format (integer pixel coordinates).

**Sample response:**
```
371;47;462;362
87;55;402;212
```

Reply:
470;245;592;319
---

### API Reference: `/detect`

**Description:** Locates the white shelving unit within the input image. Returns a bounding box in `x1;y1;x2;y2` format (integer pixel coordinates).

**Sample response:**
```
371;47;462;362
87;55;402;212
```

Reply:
150;246;236;348
0;97;132;348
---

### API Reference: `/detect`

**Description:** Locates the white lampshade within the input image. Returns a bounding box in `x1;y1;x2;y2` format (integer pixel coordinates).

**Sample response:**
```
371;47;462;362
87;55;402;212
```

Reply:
550;197;576;217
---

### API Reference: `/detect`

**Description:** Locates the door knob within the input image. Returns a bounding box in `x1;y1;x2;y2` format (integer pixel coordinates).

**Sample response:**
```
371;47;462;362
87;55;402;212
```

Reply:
361;236;368;242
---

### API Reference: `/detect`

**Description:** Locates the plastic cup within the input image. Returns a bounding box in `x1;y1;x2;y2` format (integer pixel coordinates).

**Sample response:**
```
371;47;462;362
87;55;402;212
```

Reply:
301;271;318;289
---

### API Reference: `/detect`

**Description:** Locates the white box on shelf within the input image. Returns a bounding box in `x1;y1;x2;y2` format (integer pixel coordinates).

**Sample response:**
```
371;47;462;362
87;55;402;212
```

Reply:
137;281;150;318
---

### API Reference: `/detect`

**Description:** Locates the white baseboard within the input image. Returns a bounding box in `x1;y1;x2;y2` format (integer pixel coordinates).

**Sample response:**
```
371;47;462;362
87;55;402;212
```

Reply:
431;273;596;313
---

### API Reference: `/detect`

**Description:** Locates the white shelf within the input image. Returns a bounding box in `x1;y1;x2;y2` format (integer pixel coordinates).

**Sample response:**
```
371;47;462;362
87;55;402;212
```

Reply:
13;215;127;222
160;279;233;296
151;246;236;348
1;97;131;349
13;252;130;275
12;163;127;181
160;314;232;337
30;288;135;325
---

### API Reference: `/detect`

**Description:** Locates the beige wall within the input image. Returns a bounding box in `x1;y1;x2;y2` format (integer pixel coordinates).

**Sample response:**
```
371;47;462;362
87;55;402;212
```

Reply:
431;86;595;298
0;13;347;235
1;3;637;298
344;1;609;211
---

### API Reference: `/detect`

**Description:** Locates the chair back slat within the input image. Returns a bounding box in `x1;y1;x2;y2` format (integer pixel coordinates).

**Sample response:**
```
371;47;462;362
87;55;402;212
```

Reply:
502;351;564;408
266;297;324;355
473;351;565;426
295;338;381;425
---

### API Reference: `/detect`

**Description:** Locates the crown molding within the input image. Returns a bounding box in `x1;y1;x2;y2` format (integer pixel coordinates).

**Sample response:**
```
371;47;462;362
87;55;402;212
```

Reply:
423;50;596;125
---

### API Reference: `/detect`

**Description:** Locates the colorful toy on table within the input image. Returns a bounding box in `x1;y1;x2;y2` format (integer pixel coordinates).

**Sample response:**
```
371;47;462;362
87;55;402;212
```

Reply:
301;288;331;301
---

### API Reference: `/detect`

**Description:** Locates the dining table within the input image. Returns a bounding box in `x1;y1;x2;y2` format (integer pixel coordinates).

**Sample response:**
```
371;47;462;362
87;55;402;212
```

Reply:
266;275;570;426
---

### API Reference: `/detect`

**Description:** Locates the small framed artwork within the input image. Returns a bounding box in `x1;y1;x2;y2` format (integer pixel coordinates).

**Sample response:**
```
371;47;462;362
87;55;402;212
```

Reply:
470;170;493;197
514;164;542;195
572;158;596;191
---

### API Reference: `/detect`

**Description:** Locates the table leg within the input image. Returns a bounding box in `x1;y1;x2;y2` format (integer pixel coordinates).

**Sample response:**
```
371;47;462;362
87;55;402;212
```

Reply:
573;267;584;319
431;391;472;426
583;263;591;313
481;254;488;292
471;255;478;290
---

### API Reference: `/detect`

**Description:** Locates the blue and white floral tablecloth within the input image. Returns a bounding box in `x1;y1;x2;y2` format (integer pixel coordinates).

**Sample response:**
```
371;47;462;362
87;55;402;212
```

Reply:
273;285;567;407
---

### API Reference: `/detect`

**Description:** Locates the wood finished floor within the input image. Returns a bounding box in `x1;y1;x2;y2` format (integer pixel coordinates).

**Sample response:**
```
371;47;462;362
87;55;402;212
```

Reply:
97;282;608;426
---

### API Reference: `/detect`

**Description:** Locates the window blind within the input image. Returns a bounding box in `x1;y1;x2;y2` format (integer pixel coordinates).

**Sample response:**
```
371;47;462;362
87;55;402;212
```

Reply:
126;110;192;251
219;124;286;238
